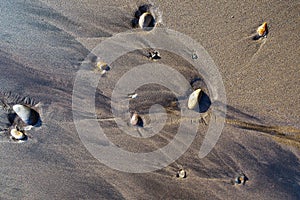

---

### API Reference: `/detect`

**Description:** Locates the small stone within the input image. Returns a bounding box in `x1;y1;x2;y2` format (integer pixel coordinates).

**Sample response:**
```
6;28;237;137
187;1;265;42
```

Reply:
130;112;143;127
130;112;139;126
13;104;39;126
256;22;268;37
234;173;248;185
192;52;198;59
139;12;156;30
187;89;202;110
177;169;187;178
100;70;107;76
128;93;138;99
10;128;25;140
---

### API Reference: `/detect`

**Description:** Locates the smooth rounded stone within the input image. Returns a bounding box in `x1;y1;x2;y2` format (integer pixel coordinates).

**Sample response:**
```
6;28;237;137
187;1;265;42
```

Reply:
138;12;156;30
187;89;202;110
130;112;143;127
176;169;187;178
257;22;268;37
12;104;39;126
130;112;139;126
10;128;25;140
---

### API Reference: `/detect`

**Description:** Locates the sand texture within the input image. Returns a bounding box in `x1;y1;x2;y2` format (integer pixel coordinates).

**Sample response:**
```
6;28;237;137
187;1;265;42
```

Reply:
0;0;299;199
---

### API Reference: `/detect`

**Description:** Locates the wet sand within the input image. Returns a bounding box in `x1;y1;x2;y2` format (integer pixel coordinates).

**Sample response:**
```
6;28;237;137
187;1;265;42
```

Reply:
0;0;299;199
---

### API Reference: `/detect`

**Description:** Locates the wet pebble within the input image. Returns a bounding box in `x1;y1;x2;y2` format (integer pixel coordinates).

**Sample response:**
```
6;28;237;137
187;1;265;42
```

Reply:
10;128;26;140
130;112;143;127
128;93;138;99
257;22;268;37
176;169;187;178
130;112;139;126
188;89;202;110
12;104;40;126
139;12;156;30
253;22;268;40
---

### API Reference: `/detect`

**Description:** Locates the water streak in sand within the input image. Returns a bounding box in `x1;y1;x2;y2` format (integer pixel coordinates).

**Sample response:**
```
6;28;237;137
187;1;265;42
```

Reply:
97;110;300;149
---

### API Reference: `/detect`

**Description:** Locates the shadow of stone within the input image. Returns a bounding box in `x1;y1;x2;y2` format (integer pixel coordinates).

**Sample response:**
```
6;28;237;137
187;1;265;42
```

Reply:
136;116;144;127
7;113;17;125
198;92;211;113
214;101;261;122
29;109;42;127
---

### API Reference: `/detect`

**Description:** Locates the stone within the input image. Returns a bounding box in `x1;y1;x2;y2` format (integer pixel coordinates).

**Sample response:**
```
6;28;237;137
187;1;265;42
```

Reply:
257;22;268;37
10;128;25;140
12;104;39;126
187;89;202;110
139;12;156;30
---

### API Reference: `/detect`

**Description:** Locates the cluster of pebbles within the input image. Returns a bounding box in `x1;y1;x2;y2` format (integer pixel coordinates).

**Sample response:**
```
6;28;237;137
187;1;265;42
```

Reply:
10;104;41;142
129;88;203;129
0;103;41;143
129;5;205;129
94;13;267;180
94;3;205;121
94;5;268;179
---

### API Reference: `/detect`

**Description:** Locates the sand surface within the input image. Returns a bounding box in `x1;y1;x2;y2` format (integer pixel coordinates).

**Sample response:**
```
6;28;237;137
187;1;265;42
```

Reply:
0;0;299;199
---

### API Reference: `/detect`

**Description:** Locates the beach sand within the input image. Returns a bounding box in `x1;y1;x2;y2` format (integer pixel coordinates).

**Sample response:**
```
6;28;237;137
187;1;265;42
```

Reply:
0;0;299;199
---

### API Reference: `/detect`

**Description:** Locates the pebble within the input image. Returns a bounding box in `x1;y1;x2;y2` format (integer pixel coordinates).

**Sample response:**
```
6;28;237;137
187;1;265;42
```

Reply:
13;104;40;126
10;128;25;140
177;169;187;178
187;89;202;110
138;12;156;30
130;112;139;126
234;173;248;185
128;93;138;99
257;22;268;37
